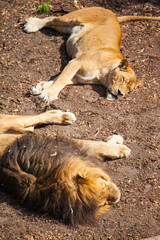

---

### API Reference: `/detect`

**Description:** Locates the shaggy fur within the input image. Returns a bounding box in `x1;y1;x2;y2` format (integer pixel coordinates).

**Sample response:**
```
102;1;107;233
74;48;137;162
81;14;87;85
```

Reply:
0;111;131;224
0;134;120;224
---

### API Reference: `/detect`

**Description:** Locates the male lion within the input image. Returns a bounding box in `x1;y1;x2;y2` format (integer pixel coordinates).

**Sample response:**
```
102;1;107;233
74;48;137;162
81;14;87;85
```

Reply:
24;7;160;102
0;111;130;224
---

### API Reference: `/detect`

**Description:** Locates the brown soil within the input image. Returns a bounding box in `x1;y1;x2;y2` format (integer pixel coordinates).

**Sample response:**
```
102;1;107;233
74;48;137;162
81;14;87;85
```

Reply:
0;0;160;239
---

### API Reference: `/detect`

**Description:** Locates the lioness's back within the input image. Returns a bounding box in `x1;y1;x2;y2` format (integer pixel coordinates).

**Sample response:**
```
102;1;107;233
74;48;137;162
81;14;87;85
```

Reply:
59;7;117;24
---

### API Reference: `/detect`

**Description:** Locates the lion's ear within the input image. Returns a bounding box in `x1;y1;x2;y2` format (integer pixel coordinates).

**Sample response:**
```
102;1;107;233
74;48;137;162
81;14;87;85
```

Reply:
119;58;129;71
77;172;88;185
136;78;142;87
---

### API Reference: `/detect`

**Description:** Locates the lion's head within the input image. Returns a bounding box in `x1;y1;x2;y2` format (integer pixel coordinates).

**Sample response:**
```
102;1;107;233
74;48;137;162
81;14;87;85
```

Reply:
72;165;120;222
106;59;142;100
50;156;121;223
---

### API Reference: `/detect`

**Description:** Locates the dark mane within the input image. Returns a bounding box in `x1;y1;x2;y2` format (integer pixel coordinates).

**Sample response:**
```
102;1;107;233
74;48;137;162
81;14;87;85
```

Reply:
0;134;99;224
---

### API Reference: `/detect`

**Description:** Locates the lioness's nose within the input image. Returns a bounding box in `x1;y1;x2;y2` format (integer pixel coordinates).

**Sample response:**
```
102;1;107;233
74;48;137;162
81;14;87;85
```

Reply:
118;89;123;96
108;184;121;205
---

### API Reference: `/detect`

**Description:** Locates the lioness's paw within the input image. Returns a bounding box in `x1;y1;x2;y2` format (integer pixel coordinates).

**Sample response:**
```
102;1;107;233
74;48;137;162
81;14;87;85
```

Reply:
24;17;45;33
31;81;53;95
107;135;124;145
62;112;77;124
39;89;58;103
31;81;57;103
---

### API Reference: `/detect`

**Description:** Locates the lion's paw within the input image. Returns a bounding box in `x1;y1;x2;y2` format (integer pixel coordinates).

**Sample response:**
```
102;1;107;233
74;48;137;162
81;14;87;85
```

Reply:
62;112;77;124
104;143;131;159
118;145;131;158
107;135;124;145
40;110;76;125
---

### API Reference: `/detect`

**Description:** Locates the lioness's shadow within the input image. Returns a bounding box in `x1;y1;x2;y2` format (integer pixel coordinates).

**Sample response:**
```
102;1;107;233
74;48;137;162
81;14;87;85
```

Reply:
40;28;70;71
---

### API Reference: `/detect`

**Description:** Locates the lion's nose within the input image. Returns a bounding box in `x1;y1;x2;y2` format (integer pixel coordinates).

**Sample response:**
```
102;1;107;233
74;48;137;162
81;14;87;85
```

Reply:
108;184;121;205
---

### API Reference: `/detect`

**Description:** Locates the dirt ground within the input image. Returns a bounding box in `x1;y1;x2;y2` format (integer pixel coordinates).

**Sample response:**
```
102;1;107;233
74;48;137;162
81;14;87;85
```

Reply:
0;0;160;239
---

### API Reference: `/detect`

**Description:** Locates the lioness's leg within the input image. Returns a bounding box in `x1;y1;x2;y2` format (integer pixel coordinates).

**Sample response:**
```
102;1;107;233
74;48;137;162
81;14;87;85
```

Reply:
75;134;131;159
24;10;86;34
24;8;116;34
24;16;78;34
31;59;81;103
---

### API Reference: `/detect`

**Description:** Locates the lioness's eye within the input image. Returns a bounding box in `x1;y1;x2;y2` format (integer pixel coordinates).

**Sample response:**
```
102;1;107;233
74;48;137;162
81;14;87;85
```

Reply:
122;77;125;83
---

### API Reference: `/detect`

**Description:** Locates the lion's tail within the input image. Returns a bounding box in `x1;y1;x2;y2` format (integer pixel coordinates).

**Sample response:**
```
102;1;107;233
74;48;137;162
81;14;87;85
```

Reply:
118;15;160;23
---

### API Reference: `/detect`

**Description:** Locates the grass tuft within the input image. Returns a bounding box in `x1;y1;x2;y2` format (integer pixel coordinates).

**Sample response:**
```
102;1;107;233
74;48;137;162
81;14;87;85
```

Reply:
35;1;49;14
0;22;4;28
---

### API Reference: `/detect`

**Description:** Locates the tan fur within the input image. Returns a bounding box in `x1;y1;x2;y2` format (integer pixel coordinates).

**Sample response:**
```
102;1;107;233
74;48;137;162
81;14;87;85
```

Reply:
24;7;159;102
0;110;76;155
0;111;131;223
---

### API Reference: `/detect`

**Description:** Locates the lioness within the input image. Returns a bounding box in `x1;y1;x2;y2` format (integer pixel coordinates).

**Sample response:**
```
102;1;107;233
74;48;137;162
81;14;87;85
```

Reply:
0;111;130;223
24;7;160;102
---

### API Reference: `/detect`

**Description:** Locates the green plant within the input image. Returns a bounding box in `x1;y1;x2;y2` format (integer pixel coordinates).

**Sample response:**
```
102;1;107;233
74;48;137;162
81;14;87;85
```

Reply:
35;1;49;14
0;22;4;28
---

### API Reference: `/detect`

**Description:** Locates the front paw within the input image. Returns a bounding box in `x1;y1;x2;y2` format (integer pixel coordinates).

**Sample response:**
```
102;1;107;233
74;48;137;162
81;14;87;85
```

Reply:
62;112;77;124
39;89;58;103
30;81;58;103
118;145;131;158
103;143;131;159
31;81;53;95
107;134;124;145
40;110;76;125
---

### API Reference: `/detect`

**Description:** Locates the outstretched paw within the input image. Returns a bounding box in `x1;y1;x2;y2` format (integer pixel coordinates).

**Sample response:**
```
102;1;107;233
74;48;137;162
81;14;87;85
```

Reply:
40;110;76;125
31;81;53;96
39;89;58;103
24;17;45;33
106;135;130;158
102;142;131;159
62;112;77;124
31;81;58;103
118;145;131;158
107;134;124;145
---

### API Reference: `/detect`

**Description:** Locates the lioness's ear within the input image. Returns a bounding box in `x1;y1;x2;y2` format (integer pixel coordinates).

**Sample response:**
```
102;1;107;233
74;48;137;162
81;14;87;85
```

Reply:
129;78;143;91
119;58;129;71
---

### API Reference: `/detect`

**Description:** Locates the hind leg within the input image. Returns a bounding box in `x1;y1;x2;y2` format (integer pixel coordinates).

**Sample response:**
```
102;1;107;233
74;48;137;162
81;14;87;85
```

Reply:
24;16;75;34
24;7;107;33
24;10;86;34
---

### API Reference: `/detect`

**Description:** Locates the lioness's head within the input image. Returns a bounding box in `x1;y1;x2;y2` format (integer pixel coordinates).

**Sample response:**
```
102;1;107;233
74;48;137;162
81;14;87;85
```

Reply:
106;59;142;100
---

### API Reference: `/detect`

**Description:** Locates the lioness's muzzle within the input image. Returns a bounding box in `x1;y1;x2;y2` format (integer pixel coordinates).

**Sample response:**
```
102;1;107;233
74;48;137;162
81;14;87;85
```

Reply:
106;89;123;101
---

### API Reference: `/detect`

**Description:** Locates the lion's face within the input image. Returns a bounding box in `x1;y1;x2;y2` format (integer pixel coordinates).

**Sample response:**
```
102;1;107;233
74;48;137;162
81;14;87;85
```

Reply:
77;169;120;217
106;59;142;100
